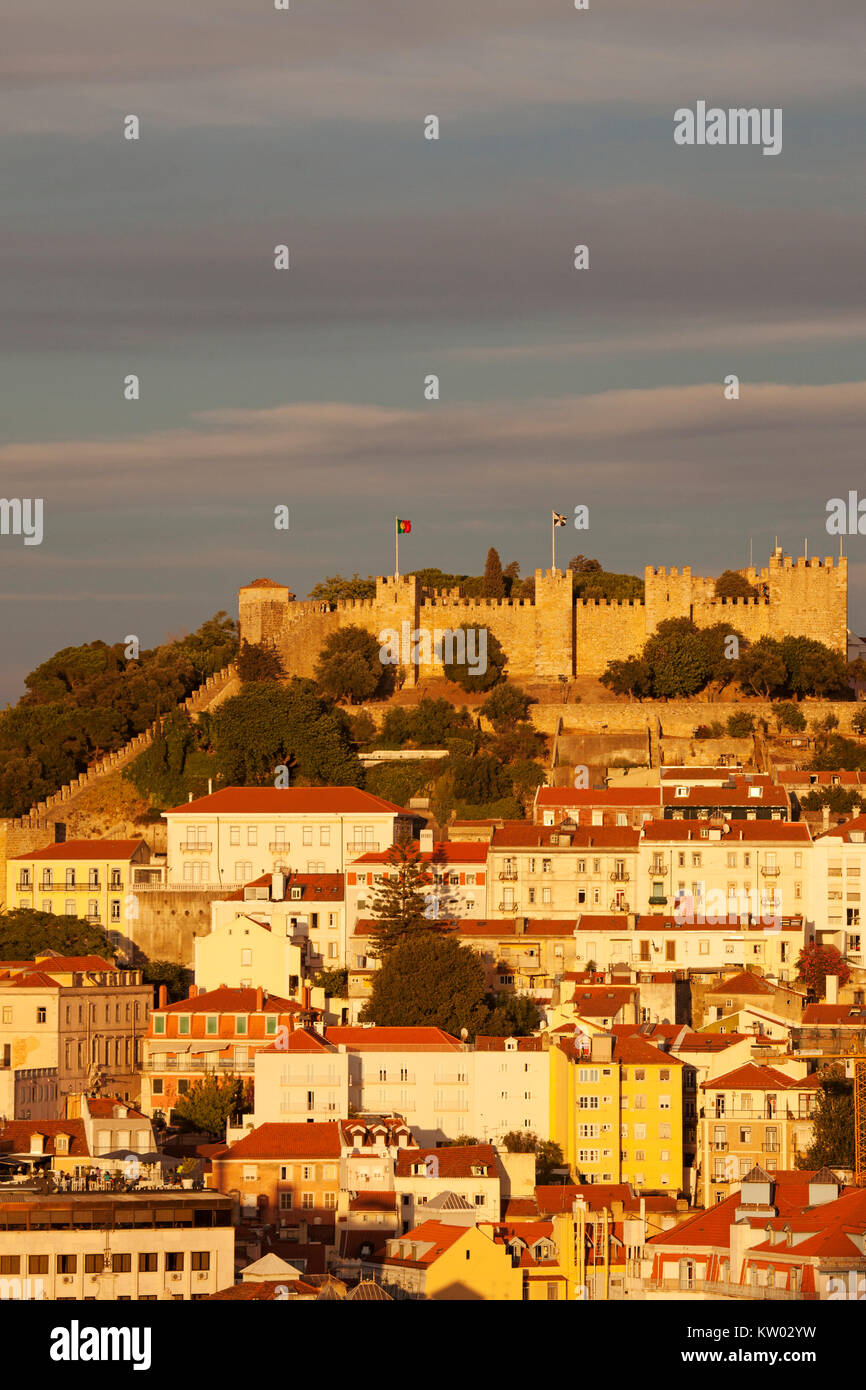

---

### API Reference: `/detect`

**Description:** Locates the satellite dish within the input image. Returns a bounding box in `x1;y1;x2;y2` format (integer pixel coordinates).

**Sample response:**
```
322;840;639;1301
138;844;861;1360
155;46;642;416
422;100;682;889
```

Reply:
460;1027;469;1040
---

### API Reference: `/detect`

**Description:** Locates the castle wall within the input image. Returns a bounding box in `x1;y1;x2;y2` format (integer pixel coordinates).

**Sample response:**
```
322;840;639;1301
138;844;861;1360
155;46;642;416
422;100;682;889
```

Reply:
239;551;848;686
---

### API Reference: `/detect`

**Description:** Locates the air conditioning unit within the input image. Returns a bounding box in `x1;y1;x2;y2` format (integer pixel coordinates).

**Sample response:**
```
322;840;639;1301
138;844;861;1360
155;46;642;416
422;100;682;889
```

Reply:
61;1275;74;1284
170;1273;183;1281
196;1272;208;1280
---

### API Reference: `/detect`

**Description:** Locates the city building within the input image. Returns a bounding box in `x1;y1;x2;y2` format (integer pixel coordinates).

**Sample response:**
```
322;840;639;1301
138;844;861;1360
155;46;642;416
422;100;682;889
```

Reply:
7;839;152;946
200;870;343;994
699;1063;819;1207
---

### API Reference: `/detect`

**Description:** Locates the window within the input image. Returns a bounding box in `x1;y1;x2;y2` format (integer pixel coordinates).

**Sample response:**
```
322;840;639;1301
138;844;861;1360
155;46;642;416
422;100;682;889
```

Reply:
36;1007;47;1023
303;827;313;845
247;826;258;845
241;949;252;966
112;1254;132;1273
230;826;240;845
578;1068;599;1083
301;1193;315;1209
153;1016;166;1035
166;1253;184;1272
191;1252;211;1271
320;826;330;845
29;1255;48;1275
57;1255;77;1274
139;1253;158;1272
236;1016;248;1034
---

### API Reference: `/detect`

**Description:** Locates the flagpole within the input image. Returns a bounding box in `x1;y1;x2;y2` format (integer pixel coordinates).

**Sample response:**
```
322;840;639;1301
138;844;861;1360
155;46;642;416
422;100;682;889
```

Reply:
395;515;399;580
552;511;555;571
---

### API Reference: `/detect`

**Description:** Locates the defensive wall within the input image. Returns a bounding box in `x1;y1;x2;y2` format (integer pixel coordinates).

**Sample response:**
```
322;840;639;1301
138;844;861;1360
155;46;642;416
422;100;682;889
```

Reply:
240;549;847;682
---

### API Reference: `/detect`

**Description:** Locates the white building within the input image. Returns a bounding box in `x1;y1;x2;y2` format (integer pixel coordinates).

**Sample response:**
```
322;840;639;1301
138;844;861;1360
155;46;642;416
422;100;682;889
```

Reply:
810;813;866;966
163;787;407;887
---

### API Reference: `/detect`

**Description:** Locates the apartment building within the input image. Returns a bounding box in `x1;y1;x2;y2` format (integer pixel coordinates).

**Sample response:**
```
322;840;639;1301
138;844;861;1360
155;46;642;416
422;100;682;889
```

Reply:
7;839;152;941
210;1121;342;1236
637;821;812;923
488;825;640;919
811;813;866;963
569;911;806;979
363;1217;523;1300
549;1031;684;1193
699;1062;818;1207
533;787;661;829
661;774;790;821
162;786;407;886
0;954;150;1120
647;1167;860;1299
470;1037;549;1145
0;1098;157;1183
141;985;312;1120
347;837;489;924
253;1026;474;1145
394;1144;502;1229
201;870;344;991
0;1192;234;1301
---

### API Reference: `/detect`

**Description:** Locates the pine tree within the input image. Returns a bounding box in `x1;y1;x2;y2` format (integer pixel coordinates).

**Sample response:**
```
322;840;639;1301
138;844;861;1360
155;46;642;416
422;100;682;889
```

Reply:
366;840;434;957
796;1066;854;1169
481;547;505;598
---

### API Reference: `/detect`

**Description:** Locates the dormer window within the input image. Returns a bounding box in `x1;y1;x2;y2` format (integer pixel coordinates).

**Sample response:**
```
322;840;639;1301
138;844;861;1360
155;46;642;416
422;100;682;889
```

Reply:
55;1134;69;1155
291;887;302;900
675;787;688;798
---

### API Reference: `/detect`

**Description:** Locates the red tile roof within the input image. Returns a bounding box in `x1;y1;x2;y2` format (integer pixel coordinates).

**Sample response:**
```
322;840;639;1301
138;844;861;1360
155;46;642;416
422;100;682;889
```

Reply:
473;1036;544;1052
0;1119;89;1158
33;955;117;972
705;970;778;996
492;825;640;849
802;1004;866;1025
641;821;810;842
258;1026;333;1054
535;1184;632;1214
816;812;866;841
85;1099;147;1119
702;1062;817;1091
216;1122;342;1161
325;1027;462;1051
4;971;61;988
157;988;297;1015
164;787;403;815
227;873;345;903
353;842;489;864
381;1219;469;1266
12;839;145;861
395;1144;497;1179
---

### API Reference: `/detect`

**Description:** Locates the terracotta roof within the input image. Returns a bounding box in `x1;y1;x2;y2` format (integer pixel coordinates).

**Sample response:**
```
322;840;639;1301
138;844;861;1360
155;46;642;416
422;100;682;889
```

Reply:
779;771;865;788
258;1026;333;1055
641;821;810;843
395;1144;497;1179
227;873;345;903
661;784;789;808
85;1099;147;1119
502;1197;540;1218
491;825;640;849
216;1122;342;1161
325;1027;462;1050
352;842;489;864
535;788;662;807
567;987;636;1018
157;988;297;1014
164;787;403;815
647;1171;820;1249
473;1036;545;1052
13;839;145;861
661;768;748;781
816;812;866;841
380;1219;469;1267
705;971;778;996
702;1062;817;1091
33;955;117;972
802;1004;866;1025
348;1192;398;1212
207;1280;318;1300
0;1120;89;1158
4;971;61;988
536;1184;632;1214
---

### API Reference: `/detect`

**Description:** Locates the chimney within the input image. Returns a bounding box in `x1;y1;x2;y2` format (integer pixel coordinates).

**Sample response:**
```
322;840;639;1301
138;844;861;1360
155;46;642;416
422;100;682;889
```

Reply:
256;986;264;1012
188;984;198;1000
826;973;839;1005
208;778;213;795
188;792;193;803
271;871;285;901
822;806;831;830
158;985;167;1008
303;984;311;1010
419;828;434;853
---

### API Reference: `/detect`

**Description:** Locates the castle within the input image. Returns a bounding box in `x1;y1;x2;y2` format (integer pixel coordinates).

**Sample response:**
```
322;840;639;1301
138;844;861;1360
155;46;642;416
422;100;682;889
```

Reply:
238;547;847;683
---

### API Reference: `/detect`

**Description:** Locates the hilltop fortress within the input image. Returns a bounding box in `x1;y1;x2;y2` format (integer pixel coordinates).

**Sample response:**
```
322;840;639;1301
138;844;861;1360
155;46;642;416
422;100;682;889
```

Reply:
239;547;847;684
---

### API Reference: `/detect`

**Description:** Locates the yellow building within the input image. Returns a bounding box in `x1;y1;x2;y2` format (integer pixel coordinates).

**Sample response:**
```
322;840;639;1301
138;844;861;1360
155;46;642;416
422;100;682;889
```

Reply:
8;839;151;945
365;1218;523;1300
550;1031;684;1193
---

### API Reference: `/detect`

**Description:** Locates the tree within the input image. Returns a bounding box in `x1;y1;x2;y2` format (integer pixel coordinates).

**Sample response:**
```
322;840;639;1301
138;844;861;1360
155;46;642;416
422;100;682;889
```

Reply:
800;786;862;816
643;620;710;698
600;656;653;700
452;751;509;804
481;548;506;599
214;679;363;787
308;574;376;603
173;1074;251;1137
780;636;848;699
360;931;490;1037
477;994;542;1036
481;682;532;732
795;1066;853;1169
737;638;788;699
0;909;117;962
811;735;866;772
442;625;506;692
366;841;435;958
141;959;191;1003
853;709;866;735
775;701;807;733
236;640;285;683
796;942;851;996
568;556;602;574
410;698;472;747
312;968;348;997
501;1132;565;1182
727;711;755;738
315;626;385;705
715;570;757;599
572;570;643;601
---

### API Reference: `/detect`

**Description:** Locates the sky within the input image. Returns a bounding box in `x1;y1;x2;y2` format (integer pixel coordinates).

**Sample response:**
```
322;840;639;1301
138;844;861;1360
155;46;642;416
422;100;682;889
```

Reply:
2;0;866;703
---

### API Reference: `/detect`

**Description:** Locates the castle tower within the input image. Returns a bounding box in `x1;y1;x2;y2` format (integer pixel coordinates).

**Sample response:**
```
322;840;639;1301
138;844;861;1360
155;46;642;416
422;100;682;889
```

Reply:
239;578;293;646
765;551;847;654
533;568;574;678
375;574;421;686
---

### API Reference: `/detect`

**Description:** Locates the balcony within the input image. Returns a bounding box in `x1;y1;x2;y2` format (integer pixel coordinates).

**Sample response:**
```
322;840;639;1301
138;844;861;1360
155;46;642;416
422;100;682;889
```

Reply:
497;902;519;912
761;865;781;877
269;842;290;854
16;880;33;891
648;864;669;876
181;843;212;854
712;1142;728;1151
347;842;379;854
610;872;630;883
609;900;630;913
432;1075;469;1085
648;895;668;906
499;871;519;881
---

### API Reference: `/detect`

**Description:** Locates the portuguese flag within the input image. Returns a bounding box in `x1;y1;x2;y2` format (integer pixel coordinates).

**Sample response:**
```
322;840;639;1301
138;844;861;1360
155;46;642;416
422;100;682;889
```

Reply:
397;519;412;533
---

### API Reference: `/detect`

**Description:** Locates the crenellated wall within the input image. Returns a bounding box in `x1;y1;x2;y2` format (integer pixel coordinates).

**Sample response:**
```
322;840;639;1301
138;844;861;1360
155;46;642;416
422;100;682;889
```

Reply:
239;549;847;685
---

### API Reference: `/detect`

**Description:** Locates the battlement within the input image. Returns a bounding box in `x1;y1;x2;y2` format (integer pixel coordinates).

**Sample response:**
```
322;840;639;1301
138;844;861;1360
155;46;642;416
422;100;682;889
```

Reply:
577;597;645;608
645;565;692;579
421;596;529;609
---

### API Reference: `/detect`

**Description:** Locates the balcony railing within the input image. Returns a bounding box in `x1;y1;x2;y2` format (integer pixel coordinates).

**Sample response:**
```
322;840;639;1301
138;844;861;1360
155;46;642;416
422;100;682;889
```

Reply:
648;864;669;876
269;842;290;853
609;900;629;912
347;842;379;854
16;880;33;891
610;872;630;883
648;895;668;905
761;865;781;876
181;843;212;853
498;901;518;912
499;871;519;881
